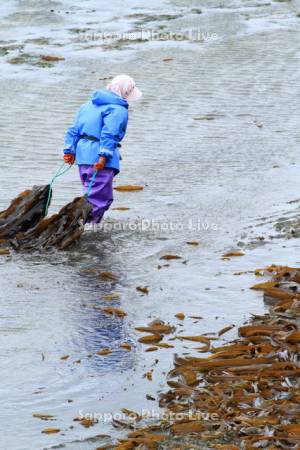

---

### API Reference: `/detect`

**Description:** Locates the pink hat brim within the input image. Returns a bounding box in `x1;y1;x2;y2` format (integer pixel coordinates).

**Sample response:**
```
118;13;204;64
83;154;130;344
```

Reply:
126;86;142;102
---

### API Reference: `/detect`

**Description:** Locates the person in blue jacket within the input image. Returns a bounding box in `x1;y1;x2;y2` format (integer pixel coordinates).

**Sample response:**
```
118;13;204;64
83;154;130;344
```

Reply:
63;74;142;224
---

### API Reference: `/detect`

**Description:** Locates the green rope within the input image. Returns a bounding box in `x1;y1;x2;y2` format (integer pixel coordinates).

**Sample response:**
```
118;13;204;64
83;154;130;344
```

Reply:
85;170;98;198
44;164;97;217
44;162;72;216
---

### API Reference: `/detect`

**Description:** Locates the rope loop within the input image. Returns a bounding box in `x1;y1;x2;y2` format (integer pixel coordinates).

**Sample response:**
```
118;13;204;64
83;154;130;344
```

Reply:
43;164;97;217
85;170;98;198
44;162;72;216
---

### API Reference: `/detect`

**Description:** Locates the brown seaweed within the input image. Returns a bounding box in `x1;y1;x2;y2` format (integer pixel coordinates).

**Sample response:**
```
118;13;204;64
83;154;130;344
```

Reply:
0;185;92;251
0;185;51;239
107;266;300;449
10;196;92;251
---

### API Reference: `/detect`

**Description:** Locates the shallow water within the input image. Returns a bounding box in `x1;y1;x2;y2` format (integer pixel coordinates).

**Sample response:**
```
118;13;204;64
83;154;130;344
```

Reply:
0;0;300;448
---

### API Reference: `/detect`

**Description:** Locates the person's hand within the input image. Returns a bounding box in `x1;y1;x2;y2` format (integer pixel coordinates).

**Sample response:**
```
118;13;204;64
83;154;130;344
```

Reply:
64;153;75;165
94;156;107;171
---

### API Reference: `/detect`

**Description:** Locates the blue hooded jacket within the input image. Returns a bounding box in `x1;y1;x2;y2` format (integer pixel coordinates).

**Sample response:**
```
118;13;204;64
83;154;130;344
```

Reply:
64;89;129;174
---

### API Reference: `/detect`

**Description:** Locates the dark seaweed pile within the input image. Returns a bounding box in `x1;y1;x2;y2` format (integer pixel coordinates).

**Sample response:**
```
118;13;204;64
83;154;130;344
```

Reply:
0;184;51;239
103;265;300;450
0;185;92;251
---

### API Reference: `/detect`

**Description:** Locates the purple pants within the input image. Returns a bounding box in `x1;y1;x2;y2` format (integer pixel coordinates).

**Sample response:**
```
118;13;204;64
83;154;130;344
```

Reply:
79;165;114;224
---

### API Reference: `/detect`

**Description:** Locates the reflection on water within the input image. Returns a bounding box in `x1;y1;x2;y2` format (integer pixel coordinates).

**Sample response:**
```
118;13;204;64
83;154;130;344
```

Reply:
0;0;300;448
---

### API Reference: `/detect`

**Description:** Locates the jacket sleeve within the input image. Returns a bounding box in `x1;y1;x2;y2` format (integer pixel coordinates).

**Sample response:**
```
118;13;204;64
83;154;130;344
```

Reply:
63;108;82;155
99;107;128;158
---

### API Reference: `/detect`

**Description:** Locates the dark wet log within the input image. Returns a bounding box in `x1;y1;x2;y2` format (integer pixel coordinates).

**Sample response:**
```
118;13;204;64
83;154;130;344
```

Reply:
10;196;92;251
0;185;51;239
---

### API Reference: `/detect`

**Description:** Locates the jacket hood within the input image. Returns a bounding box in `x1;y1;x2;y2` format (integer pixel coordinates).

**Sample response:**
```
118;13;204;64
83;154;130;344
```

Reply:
91;89;128;108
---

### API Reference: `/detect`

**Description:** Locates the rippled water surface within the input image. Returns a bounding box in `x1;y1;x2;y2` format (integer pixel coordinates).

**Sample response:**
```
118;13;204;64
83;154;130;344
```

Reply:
0;0;300;448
